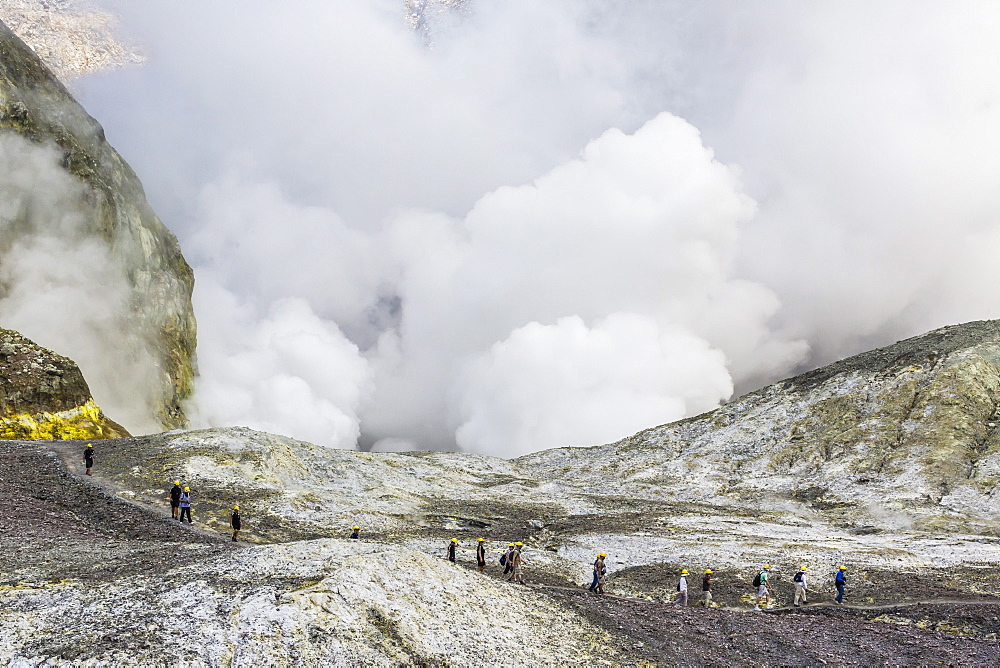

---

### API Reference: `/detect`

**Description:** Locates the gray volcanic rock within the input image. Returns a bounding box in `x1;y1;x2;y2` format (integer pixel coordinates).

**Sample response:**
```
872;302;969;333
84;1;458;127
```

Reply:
0;19;196;430
0;327;127;439
519;321;1000;533
0;0;143;82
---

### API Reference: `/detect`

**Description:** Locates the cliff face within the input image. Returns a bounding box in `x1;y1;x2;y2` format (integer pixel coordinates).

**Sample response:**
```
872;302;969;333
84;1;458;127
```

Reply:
0;20;195;430
0;328;127;439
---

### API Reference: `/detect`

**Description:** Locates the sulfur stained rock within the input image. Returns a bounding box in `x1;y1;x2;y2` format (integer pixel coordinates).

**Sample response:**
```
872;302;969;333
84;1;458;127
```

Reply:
0;327;127;439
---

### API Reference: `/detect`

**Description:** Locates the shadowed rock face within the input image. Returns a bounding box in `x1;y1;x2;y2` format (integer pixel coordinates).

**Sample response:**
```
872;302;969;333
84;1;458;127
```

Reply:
0;20;195;430
0;328;127;439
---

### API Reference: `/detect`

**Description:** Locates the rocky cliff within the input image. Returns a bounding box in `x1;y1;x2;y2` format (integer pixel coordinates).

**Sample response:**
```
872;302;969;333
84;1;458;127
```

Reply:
0;327;126;439
0;20;196;431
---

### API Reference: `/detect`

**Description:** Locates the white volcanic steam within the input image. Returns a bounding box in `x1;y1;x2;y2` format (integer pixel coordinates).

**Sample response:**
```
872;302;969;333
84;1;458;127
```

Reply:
0;135;160;432
60;0;1000;454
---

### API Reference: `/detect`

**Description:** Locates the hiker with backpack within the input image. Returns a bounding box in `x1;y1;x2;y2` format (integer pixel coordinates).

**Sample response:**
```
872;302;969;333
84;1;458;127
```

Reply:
83;443;94;476
701;570;713;607
753;564;771;610
447;538;458;562
675;569;689;606
502;543;515;579
793;566;808;606
179;487;193;523
834;566;847;604
168;480;182;519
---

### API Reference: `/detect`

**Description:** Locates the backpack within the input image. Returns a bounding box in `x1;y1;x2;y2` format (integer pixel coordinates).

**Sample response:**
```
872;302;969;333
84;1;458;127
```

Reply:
793;572;803;583
499;554;507;566
752;572;762;587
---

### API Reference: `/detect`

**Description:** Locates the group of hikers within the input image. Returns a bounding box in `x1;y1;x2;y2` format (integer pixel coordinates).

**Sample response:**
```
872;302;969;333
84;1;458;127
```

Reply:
82;444;243;542
672;563;849;609
431;532;853;610
165;481;242;542
442;537;529;583
85;445;853;606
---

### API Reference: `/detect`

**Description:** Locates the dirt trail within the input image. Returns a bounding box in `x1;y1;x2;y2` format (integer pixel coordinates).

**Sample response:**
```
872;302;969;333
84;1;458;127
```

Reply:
43;438;226;543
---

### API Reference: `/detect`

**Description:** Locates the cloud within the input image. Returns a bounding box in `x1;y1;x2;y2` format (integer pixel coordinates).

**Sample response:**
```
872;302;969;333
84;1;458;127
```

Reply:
65;0;1000;455
0;134;160;432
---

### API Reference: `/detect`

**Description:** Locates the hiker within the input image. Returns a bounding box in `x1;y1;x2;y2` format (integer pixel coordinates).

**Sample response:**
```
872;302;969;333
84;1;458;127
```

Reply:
168;481;182;519
702;569;713;607
502;543;515;578
350;525;360;539
675;569;689;606
179;487;192;523
590;553;607;593
753;564;771;610
447;538;457;562
83;443;94;476
835;566;847;604
476;538;487;572
793;566;808;606
510;542;528;584
231;505;241;542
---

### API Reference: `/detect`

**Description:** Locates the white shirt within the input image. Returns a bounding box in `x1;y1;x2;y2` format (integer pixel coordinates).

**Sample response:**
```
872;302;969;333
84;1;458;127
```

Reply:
678;575;688;592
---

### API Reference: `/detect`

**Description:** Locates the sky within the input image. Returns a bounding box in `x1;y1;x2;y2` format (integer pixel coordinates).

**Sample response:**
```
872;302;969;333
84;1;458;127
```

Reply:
53;0;1000;456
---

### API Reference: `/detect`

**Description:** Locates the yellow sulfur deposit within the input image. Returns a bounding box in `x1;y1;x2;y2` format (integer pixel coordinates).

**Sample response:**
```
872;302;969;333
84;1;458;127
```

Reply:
0;398;110;440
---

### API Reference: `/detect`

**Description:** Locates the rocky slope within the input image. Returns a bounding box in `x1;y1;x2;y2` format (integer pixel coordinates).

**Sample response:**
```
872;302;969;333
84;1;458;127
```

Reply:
2;322;1000;664
0;328;126;439
0;0;143;82
0;19;196;430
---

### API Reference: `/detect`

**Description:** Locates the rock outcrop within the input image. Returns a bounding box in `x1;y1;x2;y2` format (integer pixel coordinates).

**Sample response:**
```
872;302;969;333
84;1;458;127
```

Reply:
0;328;127;439
1;322;1000;663
0;19;196;430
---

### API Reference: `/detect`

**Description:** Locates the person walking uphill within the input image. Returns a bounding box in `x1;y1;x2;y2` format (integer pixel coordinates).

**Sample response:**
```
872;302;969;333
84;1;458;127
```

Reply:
793;566;808;606
83;443;94;476
590;553;607;594
169;481;182;519
476;538;487;572
231;505;241;542
447;538;458;562
702;570;713;607
350;526;360;539
835;566;847;604
179;487;192;524
754;564;771;611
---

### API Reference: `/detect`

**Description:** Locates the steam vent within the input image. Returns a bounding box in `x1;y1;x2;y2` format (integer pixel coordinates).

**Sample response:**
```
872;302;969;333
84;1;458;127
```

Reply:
0;20;196;430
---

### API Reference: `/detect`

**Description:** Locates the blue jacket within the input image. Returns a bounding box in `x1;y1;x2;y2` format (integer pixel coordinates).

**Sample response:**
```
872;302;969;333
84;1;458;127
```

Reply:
835;570;846;584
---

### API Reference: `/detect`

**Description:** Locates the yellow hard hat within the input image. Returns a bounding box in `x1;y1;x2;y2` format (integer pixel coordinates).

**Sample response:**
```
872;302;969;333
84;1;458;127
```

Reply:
233;505;239;510
515;541;523;546
508;543;515;547
705;569;712;574
173;481;180;485
86;443;93;447
477;537;484;542
763;564;770;569
839;565;847;570
598;553;606;557
451;538;458;543
184;487;190;491
801;566;807;571
353;526;360;530
681;569;688;574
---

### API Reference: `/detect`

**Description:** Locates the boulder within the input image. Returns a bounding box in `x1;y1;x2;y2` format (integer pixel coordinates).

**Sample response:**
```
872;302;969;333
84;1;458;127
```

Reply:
0;327;127;439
